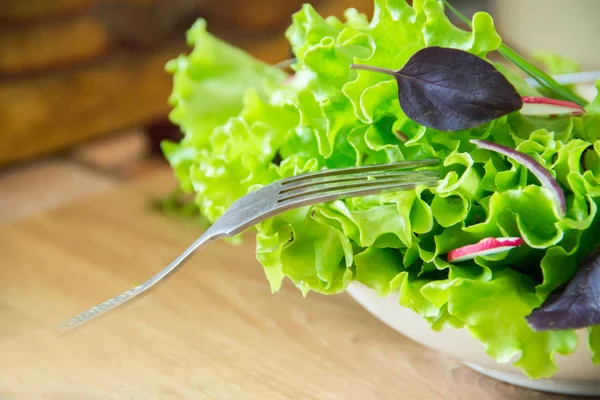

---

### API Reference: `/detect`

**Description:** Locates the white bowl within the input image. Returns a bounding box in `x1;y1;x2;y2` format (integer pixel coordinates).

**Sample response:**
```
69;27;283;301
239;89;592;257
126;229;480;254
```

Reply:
346;282;600;396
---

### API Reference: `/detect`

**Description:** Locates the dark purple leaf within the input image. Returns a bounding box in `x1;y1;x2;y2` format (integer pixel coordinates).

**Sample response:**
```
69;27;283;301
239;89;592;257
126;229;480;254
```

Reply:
527;250;600;331
350;46;523;131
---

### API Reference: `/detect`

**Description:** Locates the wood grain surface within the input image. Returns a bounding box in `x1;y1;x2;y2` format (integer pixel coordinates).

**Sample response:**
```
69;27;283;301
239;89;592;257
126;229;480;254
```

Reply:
0;0;374;166
0;169;579;400
0;43;183;166
0;0;94;22
0;17;109;75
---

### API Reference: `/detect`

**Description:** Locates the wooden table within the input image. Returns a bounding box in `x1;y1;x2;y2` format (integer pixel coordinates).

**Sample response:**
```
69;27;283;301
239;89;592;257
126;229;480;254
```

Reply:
0;0;375;166
0;169;574;400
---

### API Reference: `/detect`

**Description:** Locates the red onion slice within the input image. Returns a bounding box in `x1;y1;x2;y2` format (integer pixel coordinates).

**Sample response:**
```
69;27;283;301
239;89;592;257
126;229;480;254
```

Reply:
471;139;567;216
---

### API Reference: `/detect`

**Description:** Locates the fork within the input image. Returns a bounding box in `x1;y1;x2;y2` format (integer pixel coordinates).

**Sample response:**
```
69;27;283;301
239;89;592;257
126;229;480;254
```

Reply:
60;158;440;332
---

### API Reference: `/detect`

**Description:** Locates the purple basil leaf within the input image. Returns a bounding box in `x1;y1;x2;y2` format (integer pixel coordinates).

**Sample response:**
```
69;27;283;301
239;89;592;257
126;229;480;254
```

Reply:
351;46;523;131
527;250;600;331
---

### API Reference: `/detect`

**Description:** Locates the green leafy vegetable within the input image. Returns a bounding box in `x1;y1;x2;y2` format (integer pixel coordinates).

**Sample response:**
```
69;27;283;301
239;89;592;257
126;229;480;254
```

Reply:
162;18;288;192
163;0;600;379
532;51;580;76
589;325;600;364
470;139;567;216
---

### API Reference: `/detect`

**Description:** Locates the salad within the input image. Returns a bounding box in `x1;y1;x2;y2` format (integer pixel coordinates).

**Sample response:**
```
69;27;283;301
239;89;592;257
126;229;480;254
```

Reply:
162;0;600;379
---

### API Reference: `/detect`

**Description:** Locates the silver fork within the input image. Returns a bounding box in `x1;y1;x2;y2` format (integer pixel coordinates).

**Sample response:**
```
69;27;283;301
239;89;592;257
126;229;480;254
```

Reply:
60;158;440;332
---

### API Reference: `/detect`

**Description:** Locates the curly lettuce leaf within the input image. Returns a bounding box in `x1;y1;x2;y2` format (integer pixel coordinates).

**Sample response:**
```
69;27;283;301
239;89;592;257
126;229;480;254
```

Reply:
162;18;287;191
422;268;578;378
164;0;600;379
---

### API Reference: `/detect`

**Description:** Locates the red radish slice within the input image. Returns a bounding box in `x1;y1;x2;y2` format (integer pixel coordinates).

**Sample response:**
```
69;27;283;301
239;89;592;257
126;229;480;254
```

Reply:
470;139;567;216
447;237;523;263
521;96;585;116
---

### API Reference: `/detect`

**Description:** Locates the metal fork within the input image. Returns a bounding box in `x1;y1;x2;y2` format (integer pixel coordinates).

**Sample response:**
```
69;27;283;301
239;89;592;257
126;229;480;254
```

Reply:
60;158;440;332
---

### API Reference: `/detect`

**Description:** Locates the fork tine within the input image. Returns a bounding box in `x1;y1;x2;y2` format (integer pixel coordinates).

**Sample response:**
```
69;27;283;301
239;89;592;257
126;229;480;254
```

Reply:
279;171;439;195
278;174;439;203
278;179;439;208
280;159;440;185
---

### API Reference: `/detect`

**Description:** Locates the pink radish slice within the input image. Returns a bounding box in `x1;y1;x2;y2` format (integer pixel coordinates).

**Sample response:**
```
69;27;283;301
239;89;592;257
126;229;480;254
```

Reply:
447;237;524;263
521;96;585;116
470;139;567;216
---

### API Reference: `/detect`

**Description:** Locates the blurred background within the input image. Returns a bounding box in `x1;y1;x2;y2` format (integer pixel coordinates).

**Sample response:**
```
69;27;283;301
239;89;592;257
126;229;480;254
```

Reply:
0;0;599;224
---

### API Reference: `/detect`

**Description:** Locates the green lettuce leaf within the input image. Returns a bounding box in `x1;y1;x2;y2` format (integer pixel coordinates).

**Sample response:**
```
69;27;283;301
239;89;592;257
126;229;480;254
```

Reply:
532;51;580;75
589;325;600;364
162;18;287;191
163;0;600;379
531;51;581;94
422;268;578;378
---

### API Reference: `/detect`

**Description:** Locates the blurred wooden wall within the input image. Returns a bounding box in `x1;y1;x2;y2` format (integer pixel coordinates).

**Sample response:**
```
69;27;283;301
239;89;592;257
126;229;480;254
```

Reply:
0;0;373;166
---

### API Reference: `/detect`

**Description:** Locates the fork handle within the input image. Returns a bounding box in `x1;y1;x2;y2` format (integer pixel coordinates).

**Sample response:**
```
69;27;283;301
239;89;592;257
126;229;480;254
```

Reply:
59;227;223;332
